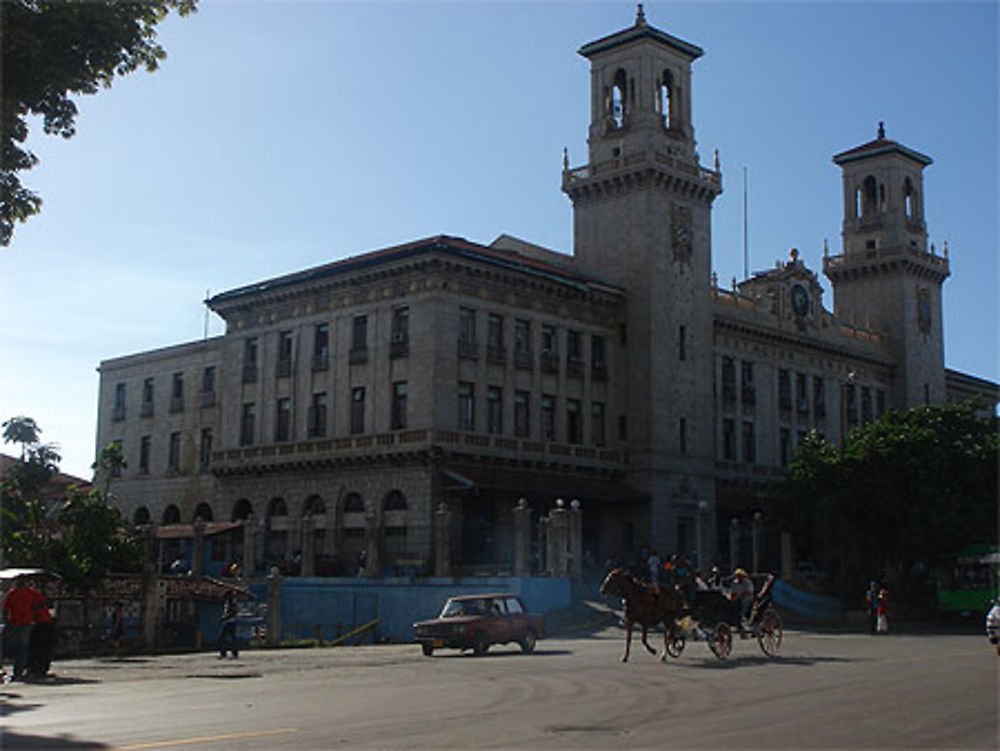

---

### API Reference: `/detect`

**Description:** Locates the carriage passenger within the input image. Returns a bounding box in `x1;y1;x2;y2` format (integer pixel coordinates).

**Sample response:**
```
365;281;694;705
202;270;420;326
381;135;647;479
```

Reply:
729;569;755;627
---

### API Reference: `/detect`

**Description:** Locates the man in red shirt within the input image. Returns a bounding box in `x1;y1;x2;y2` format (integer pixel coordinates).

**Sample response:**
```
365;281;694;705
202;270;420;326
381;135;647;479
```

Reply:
3;576;44;681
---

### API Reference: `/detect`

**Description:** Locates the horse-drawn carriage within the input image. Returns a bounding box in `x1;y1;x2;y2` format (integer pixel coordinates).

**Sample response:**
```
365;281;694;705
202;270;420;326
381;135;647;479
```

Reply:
599;567;782;663
669;572;783;660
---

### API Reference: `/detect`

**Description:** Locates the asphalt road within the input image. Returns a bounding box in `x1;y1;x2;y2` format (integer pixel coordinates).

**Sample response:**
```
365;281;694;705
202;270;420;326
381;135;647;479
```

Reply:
2;626;996;750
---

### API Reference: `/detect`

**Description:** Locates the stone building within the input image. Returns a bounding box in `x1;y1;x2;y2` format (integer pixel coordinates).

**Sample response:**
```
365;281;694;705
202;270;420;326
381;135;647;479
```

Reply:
94;11;996;576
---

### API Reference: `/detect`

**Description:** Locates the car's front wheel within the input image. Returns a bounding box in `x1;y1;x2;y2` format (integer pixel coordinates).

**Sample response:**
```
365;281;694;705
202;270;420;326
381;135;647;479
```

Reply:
519;629;537;654
421;642;434;657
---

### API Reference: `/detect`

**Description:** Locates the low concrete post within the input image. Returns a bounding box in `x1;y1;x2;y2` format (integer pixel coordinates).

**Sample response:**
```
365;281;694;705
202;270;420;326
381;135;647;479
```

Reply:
548;500;568;576
568;499;583;580
301;514;315;577
513;498;531;577
434;502;452;577
192;517;206;576
363;506;379;578
242;514;256;577
266;568;283;647
142;564;160;649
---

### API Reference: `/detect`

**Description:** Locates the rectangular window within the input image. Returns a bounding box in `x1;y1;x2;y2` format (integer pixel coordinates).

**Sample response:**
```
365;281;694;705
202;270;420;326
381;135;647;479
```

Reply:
541;325;558;373
486;386;503;434
199;428;213;470
845;383;858;426
813;376;826;417
202;366;216;394
678;325;687;361
742;421;756;463
721;357;736;403
109;439;123;477
591;402;605;446
275;398;292;442
390;307;409;358
458;382;475;431
741;361;756;405
350;387;365;434
778;369;792;411
591;334;607;379
313;323;330;370
861;386;873;424
679;416;687;454
113;383;126;421
541;394;556;442
722;418;735;460
240;403;256;447
308;392;328;438
352;315;368;351
566;330;583;377
139;435;151;474
514;319;531;354
514;390;530;438
487;315;505;364
243;337;258;382
796;373;809;414
779;427;790;467
391;381;408;430
141;377;155;417
458;307;477;358
277;331;293;377
168;431;181;472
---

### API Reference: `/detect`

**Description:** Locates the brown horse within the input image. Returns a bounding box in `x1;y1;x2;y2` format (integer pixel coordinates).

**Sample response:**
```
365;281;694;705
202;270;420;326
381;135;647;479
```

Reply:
600;568;687;662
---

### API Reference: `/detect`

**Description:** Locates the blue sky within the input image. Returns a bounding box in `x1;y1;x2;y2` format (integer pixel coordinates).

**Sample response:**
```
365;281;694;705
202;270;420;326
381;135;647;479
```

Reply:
2;1;997;478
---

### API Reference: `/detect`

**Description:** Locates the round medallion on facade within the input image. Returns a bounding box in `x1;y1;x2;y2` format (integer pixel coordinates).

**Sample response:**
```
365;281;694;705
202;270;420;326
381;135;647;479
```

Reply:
791;283;810;317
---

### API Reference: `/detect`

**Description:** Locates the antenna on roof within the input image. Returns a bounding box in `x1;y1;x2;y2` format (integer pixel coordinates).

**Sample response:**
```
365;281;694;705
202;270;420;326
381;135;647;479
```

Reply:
203;289;210;341
742;166;749;280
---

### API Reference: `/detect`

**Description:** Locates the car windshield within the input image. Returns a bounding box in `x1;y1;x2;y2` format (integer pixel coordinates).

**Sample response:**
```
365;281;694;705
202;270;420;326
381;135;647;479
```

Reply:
440;599;488;617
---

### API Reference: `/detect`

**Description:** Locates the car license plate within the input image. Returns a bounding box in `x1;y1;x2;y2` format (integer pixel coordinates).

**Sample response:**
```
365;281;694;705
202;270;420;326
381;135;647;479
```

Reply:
431;639;445;648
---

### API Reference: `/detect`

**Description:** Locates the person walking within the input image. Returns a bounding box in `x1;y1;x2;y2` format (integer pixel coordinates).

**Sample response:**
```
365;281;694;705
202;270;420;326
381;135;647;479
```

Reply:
865;581;880;635
876;587;890;635
27;589;57;678
217;591;239;659
2;576;44;681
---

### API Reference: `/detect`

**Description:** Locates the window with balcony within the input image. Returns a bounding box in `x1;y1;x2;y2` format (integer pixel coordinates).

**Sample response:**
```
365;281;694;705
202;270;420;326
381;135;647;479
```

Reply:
141;377;154;417
275;398;292;442
350;316;368;364
199;428;213;470
391;381;407;430
514;319;532;369
486;314;505;364
566;330;583;377
486;386;502;434
796;372;809;414
458;382;474;431
591;334;607;380
721;357;735;405
541;394;555;442
742;421;756;463
170;372;184;413
514;390;530;438
540;325;559;373
350;387;365;434
108;439;123;477
567;399;582;444
313;323;330;371
243;337;258;383
813;376;826;417
458;307;478;359
308;392;328;438
741;361;755;406
277;331;293;377
168;431;181;472
240;403;256;447
201;365;216;407
591;402;605;446
722;418;735;460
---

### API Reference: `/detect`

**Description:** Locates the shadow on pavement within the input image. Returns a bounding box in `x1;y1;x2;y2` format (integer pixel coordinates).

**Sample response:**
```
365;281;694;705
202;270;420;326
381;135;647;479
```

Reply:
675;654;855;670
0;729;109;750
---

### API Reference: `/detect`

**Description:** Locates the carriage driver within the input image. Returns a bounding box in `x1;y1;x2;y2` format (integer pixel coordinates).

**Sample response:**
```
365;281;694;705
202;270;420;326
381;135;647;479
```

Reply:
729;569;755;629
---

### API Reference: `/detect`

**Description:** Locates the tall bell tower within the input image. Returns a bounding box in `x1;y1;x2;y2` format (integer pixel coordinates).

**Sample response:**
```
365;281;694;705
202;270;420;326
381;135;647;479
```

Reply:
825;124;950;407
563;6;722;554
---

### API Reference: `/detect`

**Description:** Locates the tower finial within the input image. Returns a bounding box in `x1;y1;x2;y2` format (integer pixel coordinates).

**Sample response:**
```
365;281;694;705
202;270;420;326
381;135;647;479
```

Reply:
877;121;885;140
636;3;647;26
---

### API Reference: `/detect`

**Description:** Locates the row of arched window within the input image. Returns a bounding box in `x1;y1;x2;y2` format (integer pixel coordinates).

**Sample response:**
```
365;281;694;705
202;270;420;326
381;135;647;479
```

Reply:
855;175;920;221
132;490;409;526
604;67;681;130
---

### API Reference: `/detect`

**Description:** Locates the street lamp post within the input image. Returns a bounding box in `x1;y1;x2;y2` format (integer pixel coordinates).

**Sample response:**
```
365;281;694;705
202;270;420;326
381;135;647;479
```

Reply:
729;517;740;572
752;511;762;573
840;370;856;446
695;500;709;570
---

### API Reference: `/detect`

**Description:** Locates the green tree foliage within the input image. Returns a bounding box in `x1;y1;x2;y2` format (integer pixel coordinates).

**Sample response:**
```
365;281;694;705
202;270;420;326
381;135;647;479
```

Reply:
2;416;142;593
767;402;998;594
93;440;127;497
1;0;197;246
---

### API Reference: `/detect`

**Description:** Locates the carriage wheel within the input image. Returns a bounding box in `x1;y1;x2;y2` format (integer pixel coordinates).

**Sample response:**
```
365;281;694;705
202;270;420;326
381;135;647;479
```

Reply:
757;607;783;657
708;622;732;660
666;634;686;658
